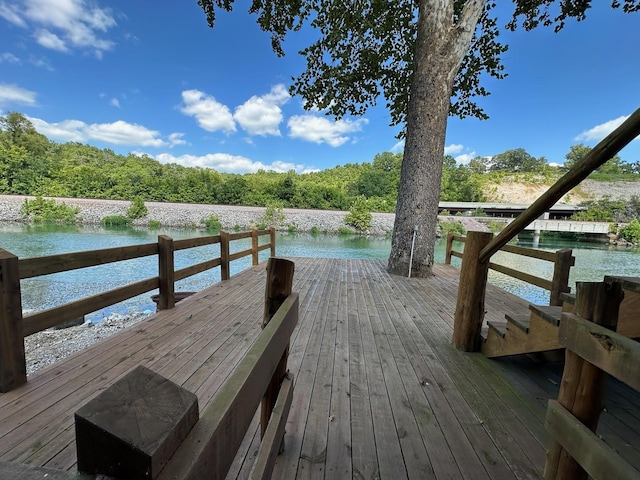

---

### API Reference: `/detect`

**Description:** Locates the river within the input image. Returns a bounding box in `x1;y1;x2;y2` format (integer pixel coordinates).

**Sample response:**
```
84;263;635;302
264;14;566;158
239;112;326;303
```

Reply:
1;223;638;321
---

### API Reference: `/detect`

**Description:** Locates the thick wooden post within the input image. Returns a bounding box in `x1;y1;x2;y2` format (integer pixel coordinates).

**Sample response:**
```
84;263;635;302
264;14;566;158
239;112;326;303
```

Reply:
445;232;454;265
0;250;26;392
157;235;175;310
220;230;230;281
261;258;295;446
544;281;624;480
549;249;574;306
251;227;259;265
452;231;493;352
269;227;276;257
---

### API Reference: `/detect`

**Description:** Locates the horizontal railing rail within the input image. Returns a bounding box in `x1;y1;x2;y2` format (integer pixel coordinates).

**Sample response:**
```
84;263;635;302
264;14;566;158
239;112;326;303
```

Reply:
445;232;574;306
0;227;276;392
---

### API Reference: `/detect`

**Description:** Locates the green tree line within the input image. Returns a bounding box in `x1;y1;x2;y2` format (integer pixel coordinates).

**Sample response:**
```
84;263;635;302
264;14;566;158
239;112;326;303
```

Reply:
1;112;638;214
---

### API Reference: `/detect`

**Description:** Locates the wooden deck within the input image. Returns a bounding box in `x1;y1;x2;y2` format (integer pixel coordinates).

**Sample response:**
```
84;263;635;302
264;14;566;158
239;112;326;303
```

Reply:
1;258;638;479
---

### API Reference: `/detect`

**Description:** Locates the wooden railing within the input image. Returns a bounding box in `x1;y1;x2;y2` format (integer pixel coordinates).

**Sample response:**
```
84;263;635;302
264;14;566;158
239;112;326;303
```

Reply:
445;232;574;306
544;280;640;480
0;227;276;392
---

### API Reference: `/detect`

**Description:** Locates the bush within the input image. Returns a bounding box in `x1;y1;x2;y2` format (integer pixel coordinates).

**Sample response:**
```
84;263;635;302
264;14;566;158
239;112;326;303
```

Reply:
310;226;320;235
619;219;640;244
261;201;285;227
127;197;148;219
101;215;132;226
344;196;372;232
438;220;466;236
20;196;80;224
201;214;221;231
338;226;355;235
287;224;297;233
148;220;161;230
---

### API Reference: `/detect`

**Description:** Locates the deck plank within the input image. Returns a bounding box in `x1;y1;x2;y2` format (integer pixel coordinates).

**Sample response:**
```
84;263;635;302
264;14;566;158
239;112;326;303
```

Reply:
1;258;639;479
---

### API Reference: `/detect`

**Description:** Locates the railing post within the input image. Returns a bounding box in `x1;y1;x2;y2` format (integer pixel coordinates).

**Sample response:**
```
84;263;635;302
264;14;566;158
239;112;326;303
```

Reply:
269;227;276;257
158;235;175;310
220;230;230;280
452;231;494;352
251;227;259;266
549;249;574;306
544;281;624;480
0;249;26;392
445;232;454;265
261;257;295;449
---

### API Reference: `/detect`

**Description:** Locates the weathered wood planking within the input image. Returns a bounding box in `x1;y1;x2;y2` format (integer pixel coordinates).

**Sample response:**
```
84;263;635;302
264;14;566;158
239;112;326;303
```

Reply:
1;258;639;479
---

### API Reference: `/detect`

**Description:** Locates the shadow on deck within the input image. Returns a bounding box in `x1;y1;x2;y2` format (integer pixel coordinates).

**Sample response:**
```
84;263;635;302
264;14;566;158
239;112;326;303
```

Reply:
1;258;638;479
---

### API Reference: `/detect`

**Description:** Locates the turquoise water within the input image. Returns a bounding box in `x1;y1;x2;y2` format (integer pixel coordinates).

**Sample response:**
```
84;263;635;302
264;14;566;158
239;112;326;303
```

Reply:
1;223;638;320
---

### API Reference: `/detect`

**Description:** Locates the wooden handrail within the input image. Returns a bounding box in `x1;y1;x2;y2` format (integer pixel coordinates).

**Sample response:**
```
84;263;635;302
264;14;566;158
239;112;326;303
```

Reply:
445;234;573;304
479;107;640;263
0;227;277;392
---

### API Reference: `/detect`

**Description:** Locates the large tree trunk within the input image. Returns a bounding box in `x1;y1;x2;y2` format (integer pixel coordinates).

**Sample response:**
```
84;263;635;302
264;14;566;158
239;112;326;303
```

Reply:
387;0;484;277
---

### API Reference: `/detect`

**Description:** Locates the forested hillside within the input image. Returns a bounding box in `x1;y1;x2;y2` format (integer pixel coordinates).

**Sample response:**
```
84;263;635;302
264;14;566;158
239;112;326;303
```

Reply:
1;112;639;214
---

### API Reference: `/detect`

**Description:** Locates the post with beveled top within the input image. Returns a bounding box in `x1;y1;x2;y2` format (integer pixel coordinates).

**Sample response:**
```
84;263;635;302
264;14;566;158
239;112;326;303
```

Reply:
445;232;455;265
261;257;295;448
0;249;26;392
157;235;175;310
544;281;624;480
220;230;230;281
549;249;574;306
453;231;494;352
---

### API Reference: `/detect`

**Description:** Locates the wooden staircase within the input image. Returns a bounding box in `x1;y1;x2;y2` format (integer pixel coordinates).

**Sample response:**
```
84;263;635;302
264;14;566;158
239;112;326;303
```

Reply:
481;276;640;358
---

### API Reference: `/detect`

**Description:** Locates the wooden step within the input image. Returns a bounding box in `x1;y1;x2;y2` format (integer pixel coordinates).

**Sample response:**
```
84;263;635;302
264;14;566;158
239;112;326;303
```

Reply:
487;319;507;338
505;312;530;333
528;305;562;326
560;292;575;306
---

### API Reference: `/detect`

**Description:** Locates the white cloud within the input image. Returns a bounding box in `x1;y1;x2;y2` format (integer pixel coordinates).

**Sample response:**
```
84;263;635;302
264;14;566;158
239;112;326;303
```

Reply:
0;0;116;56
234;84;290;136
29;116;176;147
110;97;120;108
0;52;20;63
168;132;186;147
391;139;404;153
0;83;37;106
575;115;630;143
180;89;236;134
454;152;476;165
155;152;315;174
444;144;464;155
287;115;367;147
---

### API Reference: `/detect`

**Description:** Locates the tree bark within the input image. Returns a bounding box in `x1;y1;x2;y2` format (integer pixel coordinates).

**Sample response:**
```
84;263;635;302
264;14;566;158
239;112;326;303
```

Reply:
387;0;484;277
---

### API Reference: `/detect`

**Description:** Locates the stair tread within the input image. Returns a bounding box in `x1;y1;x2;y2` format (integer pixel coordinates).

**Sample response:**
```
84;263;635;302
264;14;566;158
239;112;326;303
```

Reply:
505;312;530;333
487;320;507;338
605;275;640;293
560;292;575;305
528;304;562;326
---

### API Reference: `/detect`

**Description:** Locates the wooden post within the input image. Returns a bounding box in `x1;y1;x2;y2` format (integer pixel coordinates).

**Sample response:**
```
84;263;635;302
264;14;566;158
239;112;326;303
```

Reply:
549;249;574;306
261;257;295;447
251;227;259;266
269;227;276;257
0;250;26;392
452;231;493;352
445;232;454;265
220;230;230;281
157;235;175;310
544;281;624;480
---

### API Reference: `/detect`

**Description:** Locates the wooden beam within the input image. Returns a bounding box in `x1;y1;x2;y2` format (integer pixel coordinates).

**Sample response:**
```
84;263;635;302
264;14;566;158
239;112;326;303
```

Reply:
250;374;294;480
559;312;640;392
550;249;574;306
445;232;454;265
488;261;553;291
157;293;299;480
220;230;230;281
252;227;259;265
480;107;640;263
0;250;26;392
545;400;639;480
452;231;493;352
544;281;624;480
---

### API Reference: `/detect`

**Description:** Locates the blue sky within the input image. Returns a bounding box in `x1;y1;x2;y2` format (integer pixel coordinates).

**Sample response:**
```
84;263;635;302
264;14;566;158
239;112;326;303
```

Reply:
1;0;638;174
